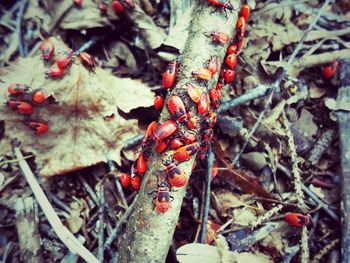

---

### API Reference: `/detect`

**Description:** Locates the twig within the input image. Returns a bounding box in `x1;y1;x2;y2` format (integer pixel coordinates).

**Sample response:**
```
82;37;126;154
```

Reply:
301;226;309;263
199;144;214;243
0;154;34;167
104;196;138;251
307;129;336;165
79;175;99;206
16;0;28;57
98;183;105;261
277;163;339;221
13;145;99;263
310;238;339;263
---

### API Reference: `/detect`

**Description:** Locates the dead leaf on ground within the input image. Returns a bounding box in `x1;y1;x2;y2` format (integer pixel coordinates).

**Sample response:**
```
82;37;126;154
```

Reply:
0;38;154;177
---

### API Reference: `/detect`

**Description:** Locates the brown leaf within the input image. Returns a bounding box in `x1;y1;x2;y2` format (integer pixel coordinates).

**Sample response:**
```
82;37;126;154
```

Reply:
0;38;154;177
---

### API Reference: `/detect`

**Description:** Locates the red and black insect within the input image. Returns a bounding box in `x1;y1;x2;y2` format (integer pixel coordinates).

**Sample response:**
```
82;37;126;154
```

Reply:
227;44;238;54
216;82;223;90
187;111;199;130
240;4;251;22
56;49;74;69
207;56;219;75
285;213;310;227
207;0;233;11
209;31;230;45
169;138;184;150
32;90;46;105
204;111;217;127
173;142;200;163
197;140;209;160
151;181;173;213
168;96;189;124
236;16;246;41
322;60;338;79
79;52;96;69
7;100;33;115
163;157;188;188
141;121;158;154
25;120;49;135
226;53;237;69
192;68;212;81
151;120;178;144
119;173;131;188
130;164;141;190
7;83;29;95
163;60;179;89
111;0;125;14
47;64;65;78
155;138;170;153
202;128;214;142
186;83;202;104
209;88;221;109
154;95;164;111
40;39;54;61
225;69;236;83
198;92;209;115
137;152;148;174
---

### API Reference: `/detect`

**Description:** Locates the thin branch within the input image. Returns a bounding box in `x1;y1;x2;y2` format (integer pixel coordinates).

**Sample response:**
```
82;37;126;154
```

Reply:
98;183;105;261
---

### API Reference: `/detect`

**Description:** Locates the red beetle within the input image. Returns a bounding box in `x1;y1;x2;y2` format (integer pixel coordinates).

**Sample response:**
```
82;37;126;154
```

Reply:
322;60;338;79
187;111;199;130
207;0;233;10
216;82;223;90
40;39;54;61
207;56;219;75
168;96;188;124
32;90;46;105
154;95;164;111
225;69;236;83
227;44;238;54
152;120;178;143
163;158;188;188
7;100;33;115
219;68;227;79
141;121;158;151
118;173;131;188
74;0;82;6
209;88;221;109
162;60;179;89
152;182;172;213
170;138;184;150
240;4;251;22
192;68;212;81
198;93;209;115
236;16;246;41
56;50;74;69
137;152;148;174
111;0;125;14
186;83;202;104
8;83;29;95
173;142;200;163
25;120;49;135
209;31;230;45
99;1;108;12
179;130;197;144
79;52;96;68
130;164;141;190
226;53;237;69
197;141;209;160
47;64;65;78
204;111;217;127
202;128;214;141
285;213;310;227
155;138;170;153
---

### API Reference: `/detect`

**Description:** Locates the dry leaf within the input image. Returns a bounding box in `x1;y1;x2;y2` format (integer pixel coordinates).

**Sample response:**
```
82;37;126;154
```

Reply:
66;202;84;234
0;38;153;177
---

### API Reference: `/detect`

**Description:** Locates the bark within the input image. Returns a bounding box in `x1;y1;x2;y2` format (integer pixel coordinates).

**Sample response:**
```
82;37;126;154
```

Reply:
337;60;350;263
118;1;242;262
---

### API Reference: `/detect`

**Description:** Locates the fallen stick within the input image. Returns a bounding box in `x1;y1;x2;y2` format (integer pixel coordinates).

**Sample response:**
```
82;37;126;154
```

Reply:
13;145;100;263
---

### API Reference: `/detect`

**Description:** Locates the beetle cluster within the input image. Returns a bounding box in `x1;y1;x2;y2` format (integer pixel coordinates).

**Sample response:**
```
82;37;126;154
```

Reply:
6;83;48;135
40;39;96;79
73;0;135;13
118;3;251;213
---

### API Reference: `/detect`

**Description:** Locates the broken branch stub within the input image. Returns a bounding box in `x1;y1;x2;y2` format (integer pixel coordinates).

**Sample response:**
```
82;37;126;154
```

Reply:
117;1;242;263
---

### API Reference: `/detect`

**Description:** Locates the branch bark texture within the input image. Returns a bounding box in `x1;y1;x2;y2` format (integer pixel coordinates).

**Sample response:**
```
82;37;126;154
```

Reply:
118;1;242;262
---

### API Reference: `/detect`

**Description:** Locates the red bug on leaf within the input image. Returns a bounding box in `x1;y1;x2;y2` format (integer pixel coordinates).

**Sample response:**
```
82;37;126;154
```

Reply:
240;4;251;22
192;68;213;81
141;121;158;151
209;31;230;45
226;53;237;69
47;64;65;78
79;52;96;69
151;182;172;213
56;50;74;69
7;100;33;115
32;90;46;105
285;213;310;227
163;60;179;88
225;69;236;83
168;96;189;124
152;120;178;143
40;39;54;61
25;120;49;135
207;0;233;11
198;93;209;115
8;83;29;95
322;60;338;79
209;88;221;109
163;157;188;188
118;173;131;188
207;56;219;75
227;44;238;54
186;83;202;104
154;95;164;111
112;0;125;14
173;142;200;163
